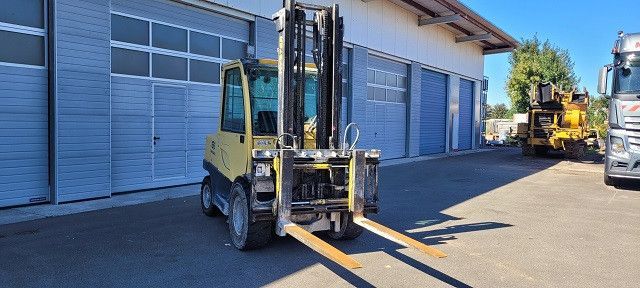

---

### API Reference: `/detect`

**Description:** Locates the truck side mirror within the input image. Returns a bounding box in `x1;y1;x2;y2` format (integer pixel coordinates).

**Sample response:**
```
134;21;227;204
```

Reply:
598;66;610;98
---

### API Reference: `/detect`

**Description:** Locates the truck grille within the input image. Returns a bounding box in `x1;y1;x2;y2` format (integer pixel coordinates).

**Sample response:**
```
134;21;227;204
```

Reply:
624;116;640;130
533;129;553;138
627;130;640;151
534;113;554;128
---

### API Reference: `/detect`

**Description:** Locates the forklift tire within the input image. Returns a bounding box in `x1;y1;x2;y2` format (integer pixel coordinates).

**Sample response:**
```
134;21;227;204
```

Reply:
326;213;363;240
201;177;221;217
228;183;271;250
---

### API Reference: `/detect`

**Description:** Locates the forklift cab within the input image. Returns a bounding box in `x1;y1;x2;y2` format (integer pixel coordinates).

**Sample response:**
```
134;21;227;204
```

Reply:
204;59;320;210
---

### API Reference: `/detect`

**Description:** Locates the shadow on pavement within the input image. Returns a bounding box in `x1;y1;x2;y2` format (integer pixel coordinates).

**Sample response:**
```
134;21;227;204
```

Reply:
0;148;561;287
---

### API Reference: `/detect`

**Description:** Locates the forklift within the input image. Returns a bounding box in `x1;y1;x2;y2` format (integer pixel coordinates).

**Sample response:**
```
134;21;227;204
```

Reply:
200;0;446;269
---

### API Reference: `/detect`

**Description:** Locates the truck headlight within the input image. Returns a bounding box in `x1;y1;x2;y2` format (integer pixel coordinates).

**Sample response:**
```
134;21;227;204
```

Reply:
610;136;626;154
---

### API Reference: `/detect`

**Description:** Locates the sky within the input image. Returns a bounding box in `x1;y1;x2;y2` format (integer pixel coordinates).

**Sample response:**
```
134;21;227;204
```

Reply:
460;0;640;106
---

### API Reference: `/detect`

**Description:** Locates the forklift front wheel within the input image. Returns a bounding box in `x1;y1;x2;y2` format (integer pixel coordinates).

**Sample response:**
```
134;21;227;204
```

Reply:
326;212;364;240
228;183;272;250
201;177;221;217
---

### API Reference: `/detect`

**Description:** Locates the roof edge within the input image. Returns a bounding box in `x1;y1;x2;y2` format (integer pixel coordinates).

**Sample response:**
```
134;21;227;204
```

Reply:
436;0;519;50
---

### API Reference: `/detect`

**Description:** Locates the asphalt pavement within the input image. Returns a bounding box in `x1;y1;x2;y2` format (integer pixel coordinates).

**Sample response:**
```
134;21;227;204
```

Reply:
1;148;639;287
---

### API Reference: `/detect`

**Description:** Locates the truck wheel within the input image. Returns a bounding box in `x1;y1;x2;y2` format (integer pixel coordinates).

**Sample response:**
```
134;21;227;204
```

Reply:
228;183;271;250
566;142;586;160
604;175;617;186
201;177;221;217
327;213;363;240
534;146;548;156
522;144;535;156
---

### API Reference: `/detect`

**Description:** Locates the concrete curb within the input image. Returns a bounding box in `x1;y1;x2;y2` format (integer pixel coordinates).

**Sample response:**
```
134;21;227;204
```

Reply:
0;184;200;226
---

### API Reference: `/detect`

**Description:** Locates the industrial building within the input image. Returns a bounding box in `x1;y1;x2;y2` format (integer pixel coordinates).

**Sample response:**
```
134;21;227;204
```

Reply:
0;0;517;207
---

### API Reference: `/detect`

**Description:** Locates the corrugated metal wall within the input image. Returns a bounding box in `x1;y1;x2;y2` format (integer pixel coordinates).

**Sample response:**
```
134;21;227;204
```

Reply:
55;0;112;203
458;78;474;150
420;69;448;155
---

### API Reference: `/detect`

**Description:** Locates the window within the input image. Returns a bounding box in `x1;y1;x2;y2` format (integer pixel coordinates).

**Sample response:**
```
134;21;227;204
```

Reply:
152;54;187;80
190;60;220;84
222;68;245;132
111;14;149;46
247;67;319;135
222;38;246;60
152;23;187;52
190;31;220;58
111;47;149;76
0;0;45;67
366;68;407;103
109;13;247;84
0;0;44;28
0;30;44;66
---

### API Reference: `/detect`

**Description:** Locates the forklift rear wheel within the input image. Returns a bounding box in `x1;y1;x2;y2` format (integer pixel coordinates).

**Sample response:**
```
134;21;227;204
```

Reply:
201;177;221;217
326;212;363;240
228;183;272;250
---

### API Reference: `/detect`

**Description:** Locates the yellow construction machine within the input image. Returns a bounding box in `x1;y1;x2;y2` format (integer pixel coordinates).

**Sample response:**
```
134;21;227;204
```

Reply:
519;83;590;159
199;0;445;269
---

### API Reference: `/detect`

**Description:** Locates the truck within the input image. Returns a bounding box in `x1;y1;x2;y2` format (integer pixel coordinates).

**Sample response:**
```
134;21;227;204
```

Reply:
199;0;446;269
519;83;590;159
600;32;640;186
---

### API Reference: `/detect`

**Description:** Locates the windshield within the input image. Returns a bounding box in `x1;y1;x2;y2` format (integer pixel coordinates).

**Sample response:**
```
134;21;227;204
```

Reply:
248;66;318;135
614;53;640;94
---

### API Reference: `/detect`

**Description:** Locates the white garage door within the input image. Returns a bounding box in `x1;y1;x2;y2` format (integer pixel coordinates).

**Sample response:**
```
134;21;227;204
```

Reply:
364;55;407;160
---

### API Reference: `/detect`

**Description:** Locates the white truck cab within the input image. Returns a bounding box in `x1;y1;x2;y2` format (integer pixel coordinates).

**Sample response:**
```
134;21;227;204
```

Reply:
599;32;640;185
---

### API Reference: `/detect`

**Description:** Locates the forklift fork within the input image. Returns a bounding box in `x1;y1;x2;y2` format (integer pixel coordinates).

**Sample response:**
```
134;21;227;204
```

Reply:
348;150;447;259
274;150;446;269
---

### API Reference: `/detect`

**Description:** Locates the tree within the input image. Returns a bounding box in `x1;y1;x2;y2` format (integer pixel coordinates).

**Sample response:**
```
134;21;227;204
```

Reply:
486;103;511;119
506;36;579;113
588;96;609;138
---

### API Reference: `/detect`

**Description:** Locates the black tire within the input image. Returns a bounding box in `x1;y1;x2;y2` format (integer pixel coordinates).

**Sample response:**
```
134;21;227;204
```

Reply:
201;177;221;217
565;142;586;160
522;144;535;156
326;213;363;240
604;174;617;186
534;145;548;156
228;182;271;250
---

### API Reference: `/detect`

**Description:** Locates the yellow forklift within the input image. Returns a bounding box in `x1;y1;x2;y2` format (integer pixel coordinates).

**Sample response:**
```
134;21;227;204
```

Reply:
199;0;446;269
519;83;590;159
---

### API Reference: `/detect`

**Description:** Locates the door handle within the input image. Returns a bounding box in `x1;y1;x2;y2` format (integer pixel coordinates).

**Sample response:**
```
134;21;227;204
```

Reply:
239;135;245;143
153;136;160;140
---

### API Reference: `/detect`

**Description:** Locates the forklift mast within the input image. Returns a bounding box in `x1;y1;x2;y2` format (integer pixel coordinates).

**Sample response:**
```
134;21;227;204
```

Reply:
273;0;343;149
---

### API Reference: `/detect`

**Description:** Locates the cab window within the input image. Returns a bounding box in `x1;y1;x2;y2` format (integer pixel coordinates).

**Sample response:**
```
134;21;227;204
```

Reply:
221;67;245;133
248;66;318;135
